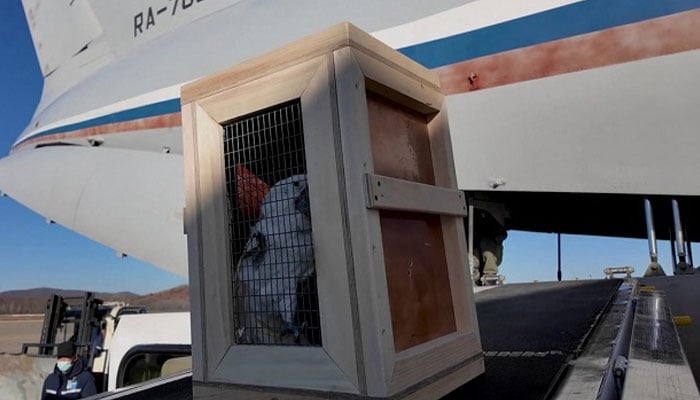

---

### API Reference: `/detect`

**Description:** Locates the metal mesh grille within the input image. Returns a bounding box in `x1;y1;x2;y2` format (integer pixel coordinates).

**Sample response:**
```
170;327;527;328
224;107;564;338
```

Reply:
223;99;321;346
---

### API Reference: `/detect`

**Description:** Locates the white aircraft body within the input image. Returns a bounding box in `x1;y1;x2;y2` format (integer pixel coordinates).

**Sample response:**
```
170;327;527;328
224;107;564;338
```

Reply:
1;0;700;279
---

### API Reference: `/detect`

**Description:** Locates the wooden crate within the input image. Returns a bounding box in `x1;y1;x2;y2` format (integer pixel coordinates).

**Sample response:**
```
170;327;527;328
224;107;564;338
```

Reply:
181;22;483;399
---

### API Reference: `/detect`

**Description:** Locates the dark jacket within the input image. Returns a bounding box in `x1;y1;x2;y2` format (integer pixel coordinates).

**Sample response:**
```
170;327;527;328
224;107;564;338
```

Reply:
473;208;507;244
41;356;97;399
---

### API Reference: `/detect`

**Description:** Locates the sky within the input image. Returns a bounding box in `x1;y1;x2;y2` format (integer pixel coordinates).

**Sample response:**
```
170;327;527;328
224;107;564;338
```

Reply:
0;1;186;294
0;1;684;295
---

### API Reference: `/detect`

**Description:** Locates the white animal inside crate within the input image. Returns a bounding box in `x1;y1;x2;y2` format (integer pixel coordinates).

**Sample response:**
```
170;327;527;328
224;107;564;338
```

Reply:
222;100;321;346
236;174;314;345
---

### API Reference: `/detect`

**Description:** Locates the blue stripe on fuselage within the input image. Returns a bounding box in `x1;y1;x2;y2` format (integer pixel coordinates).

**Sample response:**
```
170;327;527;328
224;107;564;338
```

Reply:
27;98;181;139
17;0;700;147
398;0;700;68
16;98;181;147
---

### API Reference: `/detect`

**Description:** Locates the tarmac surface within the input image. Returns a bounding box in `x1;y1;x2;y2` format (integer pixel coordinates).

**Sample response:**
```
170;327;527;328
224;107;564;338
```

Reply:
0;315;42;354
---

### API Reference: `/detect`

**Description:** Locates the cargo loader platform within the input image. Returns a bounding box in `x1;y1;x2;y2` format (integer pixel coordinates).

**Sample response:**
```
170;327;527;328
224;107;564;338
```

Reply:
451;278;699;400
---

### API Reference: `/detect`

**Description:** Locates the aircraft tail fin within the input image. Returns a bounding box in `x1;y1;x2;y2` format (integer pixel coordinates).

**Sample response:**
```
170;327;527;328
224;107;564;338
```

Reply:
21;0;104;78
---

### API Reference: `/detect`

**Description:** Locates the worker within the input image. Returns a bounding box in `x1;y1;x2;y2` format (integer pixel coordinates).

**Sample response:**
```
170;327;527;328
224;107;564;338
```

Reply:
41;341;97;399
470;207;508;285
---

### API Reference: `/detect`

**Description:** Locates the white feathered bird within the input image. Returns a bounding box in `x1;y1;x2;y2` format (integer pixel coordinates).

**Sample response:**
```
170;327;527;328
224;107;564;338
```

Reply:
236;174;315;344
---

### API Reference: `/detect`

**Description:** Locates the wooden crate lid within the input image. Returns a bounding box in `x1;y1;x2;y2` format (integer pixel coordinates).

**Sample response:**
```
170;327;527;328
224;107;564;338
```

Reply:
181;22;440;105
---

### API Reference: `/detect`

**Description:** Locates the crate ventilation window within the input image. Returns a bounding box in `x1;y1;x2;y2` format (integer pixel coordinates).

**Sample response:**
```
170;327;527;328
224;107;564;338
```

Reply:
222;99;321;346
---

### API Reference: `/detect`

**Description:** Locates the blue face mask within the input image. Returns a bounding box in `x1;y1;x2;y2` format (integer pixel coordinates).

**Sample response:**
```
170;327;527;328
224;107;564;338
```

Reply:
57;361;73;373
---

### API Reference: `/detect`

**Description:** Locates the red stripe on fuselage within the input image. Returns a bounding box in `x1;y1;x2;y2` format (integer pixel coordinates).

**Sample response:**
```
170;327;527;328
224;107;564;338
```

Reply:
13;112;182;151
17;9;700;151
438;9;700;94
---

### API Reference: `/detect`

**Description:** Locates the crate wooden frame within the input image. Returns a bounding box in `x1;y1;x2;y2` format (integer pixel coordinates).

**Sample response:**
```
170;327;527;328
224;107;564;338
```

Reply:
182;23;483;399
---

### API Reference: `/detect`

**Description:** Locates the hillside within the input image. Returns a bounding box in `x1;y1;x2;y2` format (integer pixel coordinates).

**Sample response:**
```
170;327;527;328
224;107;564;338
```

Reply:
135;285;190;312
0;285;189;314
